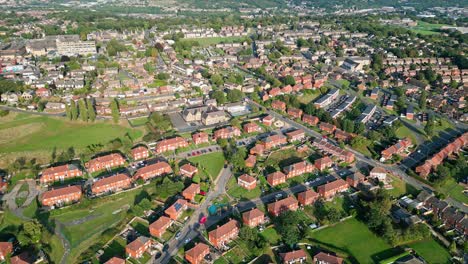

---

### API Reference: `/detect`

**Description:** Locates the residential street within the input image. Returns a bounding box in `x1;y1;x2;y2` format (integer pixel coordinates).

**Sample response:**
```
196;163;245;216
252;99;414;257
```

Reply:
157;167;233;264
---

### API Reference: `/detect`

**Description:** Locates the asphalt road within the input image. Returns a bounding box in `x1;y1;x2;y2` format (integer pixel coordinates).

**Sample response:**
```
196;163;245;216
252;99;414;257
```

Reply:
247;99;468;213
157;167;233;264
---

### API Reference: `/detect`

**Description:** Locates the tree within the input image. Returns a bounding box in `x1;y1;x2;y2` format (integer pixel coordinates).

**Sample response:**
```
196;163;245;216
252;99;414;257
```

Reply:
282;75;296;86
275;211;303;246
342;119;354;133
149;112;172;132
78;99;88;121
17;220;43;246
230;147;247;171
87;99;96;122
70;100;78;120
354;122;366;135
419;90;428;110
110;99;120;124
226;89;244;103
65;103;72;120
350;136;368;149
211;90;226;105
210;74;224;86
424;118;435;138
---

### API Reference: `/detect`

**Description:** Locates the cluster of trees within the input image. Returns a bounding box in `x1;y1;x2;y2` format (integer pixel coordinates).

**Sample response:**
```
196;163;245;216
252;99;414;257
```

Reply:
274;210;307;246
238;226;268;255
65;99;96;122
432;154;467;186
106;39;128;56
357;189;430;246
142;112;173;142
51;147;76;164
7;157;41;176
110;99;120;123
313;199;346;225
211;89;245;104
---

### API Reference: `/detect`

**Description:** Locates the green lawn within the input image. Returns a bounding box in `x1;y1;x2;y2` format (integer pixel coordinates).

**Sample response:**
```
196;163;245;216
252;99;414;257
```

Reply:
49;188;151;263
188;152;225;181
408;238;451;264
0;114;142;154
101;237;127;261
410;21;449;35
260;227;281;245
386;174;418;198
297;91;320;104
226;176;262;200
128;117;149;127
309;218;401;264
181;36;248;47
224;245;249;264
395;125;419;145
437;178;468;205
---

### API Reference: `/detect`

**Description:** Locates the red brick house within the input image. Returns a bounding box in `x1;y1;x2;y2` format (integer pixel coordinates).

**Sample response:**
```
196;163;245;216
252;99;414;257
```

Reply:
268;196;298;216
180;163;198;177
262;115;274;126
313;252;344;264
317;179;349;199
155;137;188;153
185;243;210;264
85;153;126;173
302;114;319;126
165;199;188;220
182;183;200;201
0;242;13;261
104;257;125;264
208;220;239;248
283;161;315;178
237;174;256;190
346;172;366;188
242;208;265;227
192;132;209;145
380;138;412;161
243;122;261;133
286;129;306;142
40;185;82;207
312;139;355;163
250;144;265;155
319;122;337;134
40;164;82;184
269;88;281;97
91;173;132;195
131;146;149;161
149;216;172;238
334;129;353;142
314;156;333;171
263;134;287;150
287;107;303;119
267;171;287;186
133;162;172;181
271;100;286;111
125;236;152;259
369;167;387;181
281;249;307;264
245;155;256;168
298;189;319;206
213;127;241;140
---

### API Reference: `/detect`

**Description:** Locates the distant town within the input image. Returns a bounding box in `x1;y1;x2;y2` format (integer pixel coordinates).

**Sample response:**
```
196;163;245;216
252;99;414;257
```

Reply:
0;1;467;264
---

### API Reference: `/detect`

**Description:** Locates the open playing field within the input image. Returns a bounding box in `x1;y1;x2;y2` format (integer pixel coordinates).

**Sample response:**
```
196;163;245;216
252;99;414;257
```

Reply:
309;218;402;264
408;238;451;264
0;112;142;164
410;21;449;35
181;36;248;47
188;152;225;180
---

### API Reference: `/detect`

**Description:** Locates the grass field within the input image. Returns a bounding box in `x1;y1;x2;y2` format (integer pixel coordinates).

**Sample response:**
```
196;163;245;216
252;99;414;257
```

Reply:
309;218;401;264
181;36;248;47
408;238;451;264
437;178;468;205
0;113;142;155
128;117;149;127
49;188;149;263
395;125;420;145
260;227;281;245
188;152;225;181
410;21;449;35
386;174;418;198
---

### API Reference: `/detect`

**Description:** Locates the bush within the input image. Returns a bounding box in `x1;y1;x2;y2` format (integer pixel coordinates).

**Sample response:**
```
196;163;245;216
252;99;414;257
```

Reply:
0;109;9;117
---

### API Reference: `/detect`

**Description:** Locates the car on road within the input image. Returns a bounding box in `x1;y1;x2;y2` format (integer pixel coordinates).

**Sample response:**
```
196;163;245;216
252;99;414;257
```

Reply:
275;193;283;199
184;238;191;244
175;232;181;240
